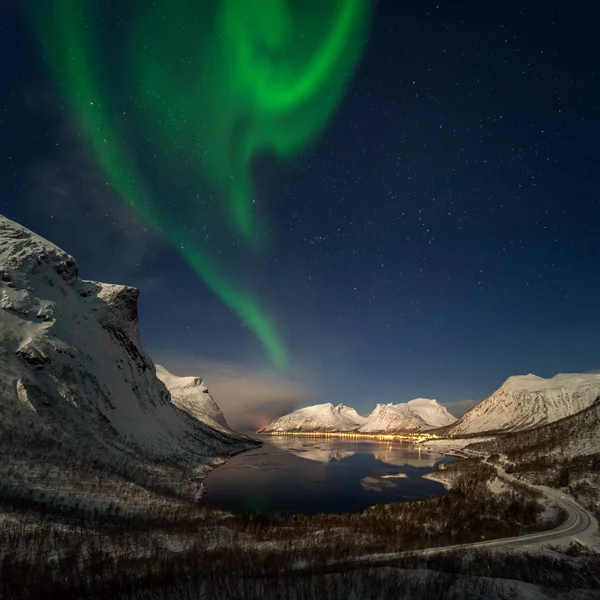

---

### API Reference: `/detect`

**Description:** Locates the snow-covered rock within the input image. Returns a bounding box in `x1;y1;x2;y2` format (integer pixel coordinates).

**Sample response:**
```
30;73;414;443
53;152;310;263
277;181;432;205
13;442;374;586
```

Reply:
0;214;256;503
447;373;600;435
259;402;366;433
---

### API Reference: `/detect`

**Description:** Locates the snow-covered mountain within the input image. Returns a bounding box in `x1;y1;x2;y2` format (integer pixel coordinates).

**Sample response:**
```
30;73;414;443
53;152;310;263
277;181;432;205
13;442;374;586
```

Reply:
405;398;456;428
338;405;368;426
358;399;456;433
155;364;233;434
358;403;425;433
468;398;600;464
259;402;366;433
261;398;455;433
0;214;256;506
447;373;600;435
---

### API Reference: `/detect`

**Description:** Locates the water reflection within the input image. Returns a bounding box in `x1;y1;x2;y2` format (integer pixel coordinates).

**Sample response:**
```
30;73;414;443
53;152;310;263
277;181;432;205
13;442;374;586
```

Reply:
269;436;356;463
202;434;454;515
373;451;438;468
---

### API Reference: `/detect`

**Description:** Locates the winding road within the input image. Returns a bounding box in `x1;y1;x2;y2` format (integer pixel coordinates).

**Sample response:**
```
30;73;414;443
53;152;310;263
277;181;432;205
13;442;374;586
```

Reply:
418;485;596;555
291;459;598;574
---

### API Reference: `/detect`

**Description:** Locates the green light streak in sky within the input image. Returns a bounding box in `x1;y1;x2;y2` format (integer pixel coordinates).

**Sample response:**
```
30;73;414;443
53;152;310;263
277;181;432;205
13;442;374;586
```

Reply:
31;0;370;366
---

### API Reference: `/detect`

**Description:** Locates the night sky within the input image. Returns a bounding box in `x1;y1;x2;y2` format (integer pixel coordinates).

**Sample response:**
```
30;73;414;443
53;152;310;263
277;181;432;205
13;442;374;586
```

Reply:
2;1;599;426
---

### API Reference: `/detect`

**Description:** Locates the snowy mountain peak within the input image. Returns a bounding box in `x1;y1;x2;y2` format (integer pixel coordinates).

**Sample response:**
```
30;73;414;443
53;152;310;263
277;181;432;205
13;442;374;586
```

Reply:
0;216;79;286
406;398;456;427
155;365;232;433
260;401;365;433
358;402;424;433
337;404;367;425
448;372;600;435
409;398;438;405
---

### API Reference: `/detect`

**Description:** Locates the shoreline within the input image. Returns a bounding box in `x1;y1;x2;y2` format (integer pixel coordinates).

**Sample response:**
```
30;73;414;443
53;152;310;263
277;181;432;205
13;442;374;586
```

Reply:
255;431;440;443
422;470;452;490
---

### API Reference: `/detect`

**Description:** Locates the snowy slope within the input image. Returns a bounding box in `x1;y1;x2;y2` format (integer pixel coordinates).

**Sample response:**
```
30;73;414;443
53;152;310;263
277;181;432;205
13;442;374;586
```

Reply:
0;214;256;504
405;398;456;428
359;399;456;433
469;399;600;462
260;403;366;432
447;373;600;435
339;405;368;426
359;403;427;433
155;364;233;434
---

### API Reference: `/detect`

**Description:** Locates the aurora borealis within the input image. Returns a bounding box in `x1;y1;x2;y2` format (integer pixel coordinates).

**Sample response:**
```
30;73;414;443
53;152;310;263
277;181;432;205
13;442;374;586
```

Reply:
30;0;370;367
5;0;600;414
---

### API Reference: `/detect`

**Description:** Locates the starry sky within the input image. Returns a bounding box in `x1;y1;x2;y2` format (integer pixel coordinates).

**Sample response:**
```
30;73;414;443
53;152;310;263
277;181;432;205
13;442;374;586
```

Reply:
1;1;599;427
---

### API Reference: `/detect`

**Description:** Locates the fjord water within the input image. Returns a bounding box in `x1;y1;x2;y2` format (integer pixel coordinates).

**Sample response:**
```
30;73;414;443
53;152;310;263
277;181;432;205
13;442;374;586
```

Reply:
202;435;455;515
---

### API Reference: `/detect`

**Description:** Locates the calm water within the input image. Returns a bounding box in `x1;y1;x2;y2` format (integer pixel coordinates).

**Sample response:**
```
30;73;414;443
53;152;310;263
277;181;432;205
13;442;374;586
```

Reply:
202;435;455;515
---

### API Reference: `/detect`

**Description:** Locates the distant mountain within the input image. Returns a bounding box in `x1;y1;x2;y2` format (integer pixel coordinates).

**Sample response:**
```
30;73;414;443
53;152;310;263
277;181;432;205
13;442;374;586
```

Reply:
446;373;600;436
358;403;423;433
468;398;600;466
155;364;233;434
259;402;366;433
405;398;457;428
260;398;455;434
359;399;456;433
0;214;256;507
338;405;368;426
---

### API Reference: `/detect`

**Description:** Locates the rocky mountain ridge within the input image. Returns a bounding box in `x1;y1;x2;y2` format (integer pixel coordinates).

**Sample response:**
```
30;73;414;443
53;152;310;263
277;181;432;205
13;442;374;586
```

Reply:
0;214;256;508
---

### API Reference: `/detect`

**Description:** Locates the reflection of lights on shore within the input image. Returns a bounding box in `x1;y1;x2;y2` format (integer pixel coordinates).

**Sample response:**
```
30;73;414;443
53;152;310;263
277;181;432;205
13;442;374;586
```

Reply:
255;430;441;444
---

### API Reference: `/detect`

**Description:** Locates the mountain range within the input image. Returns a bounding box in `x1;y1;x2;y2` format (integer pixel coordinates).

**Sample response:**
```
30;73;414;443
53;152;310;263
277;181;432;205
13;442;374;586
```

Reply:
261;374;600;436
260;398;456;433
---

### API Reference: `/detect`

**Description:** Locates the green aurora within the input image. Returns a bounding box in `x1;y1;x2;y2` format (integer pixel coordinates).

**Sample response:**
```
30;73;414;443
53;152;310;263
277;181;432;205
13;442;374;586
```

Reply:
31;0;371;367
